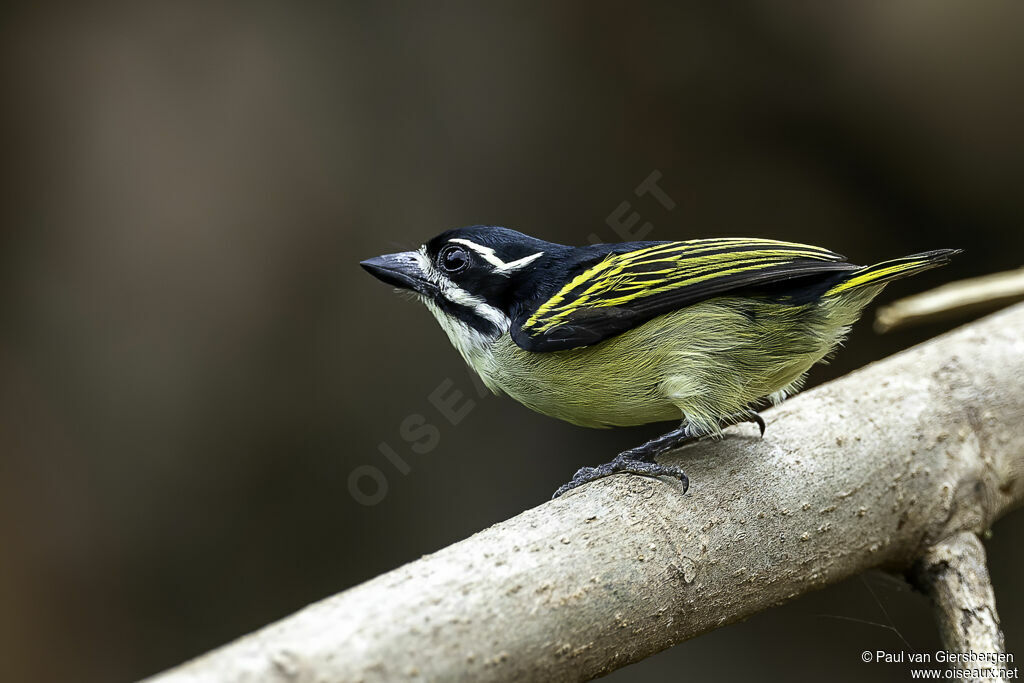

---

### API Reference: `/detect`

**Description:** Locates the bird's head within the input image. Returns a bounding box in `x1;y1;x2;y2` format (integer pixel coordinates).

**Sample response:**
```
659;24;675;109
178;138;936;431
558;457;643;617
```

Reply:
361;226;564;352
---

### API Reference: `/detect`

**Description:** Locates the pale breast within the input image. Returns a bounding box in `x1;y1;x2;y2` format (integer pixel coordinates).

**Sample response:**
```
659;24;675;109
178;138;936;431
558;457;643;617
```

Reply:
483;327;683;428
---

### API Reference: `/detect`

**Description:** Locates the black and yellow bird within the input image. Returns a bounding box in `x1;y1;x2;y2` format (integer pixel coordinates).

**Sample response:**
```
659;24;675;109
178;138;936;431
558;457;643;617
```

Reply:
361;226;958;498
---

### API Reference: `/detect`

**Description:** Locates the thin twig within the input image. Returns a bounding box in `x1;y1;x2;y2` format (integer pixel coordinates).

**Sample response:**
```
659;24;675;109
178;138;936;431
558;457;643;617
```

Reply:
875;266;1024;332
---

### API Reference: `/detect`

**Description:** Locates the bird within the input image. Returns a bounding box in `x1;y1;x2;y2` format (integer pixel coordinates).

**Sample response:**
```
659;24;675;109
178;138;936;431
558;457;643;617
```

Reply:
360;226;959;498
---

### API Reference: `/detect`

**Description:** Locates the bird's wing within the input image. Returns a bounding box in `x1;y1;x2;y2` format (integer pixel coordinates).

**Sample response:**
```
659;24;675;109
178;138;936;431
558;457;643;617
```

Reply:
511;238;858;352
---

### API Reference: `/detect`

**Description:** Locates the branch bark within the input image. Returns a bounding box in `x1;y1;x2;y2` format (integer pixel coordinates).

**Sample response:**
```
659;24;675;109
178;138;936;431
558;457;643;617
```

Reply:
147;304;1024;683
913;532;1008;682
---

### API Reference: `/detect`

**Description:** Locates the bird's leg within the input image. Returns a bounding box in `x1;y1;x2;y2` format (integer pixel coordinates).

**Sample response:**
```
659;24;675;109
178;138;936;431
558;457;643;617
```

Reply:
616;423;695;462
551;409;766;499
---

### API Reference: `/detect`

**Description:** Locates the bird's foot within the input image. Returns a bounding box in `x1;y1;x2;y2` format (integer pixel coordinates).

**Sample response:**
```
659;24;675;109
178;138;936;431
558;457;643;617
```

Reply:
550;410;764;499
551;455;689;499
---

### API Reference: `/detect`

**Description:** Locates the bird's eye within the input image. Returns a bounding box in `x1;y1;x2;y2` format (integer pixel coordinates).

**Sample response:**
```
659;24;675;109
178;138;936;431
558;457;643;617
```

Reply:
439;245;470;274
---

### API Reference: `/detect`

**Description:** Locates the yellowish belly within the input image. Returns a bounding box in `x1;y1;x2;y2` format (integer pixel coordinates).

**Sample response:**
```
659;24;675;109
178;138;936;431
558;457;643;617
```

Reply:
474;296;863;430
485;327;682;428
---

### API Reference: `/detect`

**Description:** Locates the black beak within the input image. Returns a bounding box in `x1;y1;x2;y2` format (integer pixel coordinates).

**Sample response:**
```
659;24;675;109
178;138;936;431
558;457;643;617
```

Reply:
360;251;436;295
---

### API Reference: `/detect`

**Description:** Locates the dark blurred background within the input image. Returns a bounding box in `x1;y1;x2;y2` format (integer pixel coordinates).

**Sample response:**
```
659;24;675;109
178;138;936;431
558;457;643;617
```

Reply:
2;2;1023;681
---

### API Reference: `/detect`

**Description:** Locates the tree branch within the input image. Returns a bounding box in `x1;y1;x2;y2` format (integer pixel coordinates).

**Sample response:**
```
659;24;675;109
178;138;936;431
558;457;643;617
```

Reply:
147;304;1024;683
913;532;1008;682
875;266;1024;332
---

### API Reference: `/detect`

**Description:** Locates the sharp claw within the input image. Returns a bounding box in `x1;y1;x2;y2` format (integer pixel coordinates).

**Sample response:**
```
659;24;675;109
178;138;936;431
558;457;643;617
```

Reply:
753;413;766;437
730;411;765;437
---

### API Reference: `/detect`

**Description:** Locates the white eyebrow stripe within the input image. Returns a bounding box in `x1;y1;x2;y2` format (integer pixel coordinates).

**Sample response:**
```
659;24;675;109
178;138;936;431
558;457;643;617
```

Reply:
449;238;544;274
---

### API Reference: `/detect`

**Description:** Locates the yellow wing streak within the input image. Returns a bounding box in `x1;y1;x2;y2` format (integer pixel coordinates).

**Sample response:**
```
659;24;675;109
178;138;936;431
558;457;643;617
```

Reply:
534;255;798;331
525;239;843;333
824;262;919;296
526;239;837;324
573;246;829;301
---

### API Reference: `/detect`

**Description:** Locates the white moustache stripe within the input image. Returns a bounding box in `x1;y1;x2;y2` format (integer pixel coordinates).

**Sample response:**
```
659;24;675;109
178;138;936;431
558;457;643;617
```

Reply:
449;238;544;274
413;246;509;330
441;285;510;330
